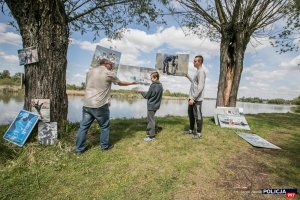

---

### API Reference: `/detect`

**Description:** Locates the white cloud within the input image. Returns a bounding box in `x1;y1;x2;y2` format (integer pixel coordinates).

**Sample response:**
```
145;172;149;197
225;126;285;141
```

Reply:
246;69;288;82
72;26;220;66
71;39;99;51
0;51;19;63
246;37;272;54
0;23;8;32
0;23;22;45
249;81;270;88
158;27;220;57
67;73;86;85
280;55;300;71
244;62;266;74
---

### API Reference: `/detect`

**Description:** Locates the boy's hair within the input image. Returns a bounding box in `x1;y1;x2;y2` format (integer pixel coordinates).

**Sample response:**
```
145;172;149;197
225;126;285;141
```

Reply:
195;55;204;64
151;71;159;80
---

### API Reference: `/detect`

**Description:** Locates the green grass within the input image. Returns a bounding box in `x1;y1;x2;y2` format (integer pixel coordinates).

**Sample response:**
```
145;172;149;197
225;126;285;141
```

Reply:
1;113;299;199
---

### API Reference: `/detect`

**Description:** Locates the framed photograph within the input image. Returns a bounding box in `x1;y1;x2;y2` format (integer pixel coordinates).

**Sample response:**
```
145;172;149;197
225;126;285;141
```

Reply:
214;107;243;125
3;110;39;147
155;53;189;76
237;132;281;149
118;64;153;86
90;45;121;73
31;99;50;122
218;114;250;130
18;46;39;65
38;122;57;145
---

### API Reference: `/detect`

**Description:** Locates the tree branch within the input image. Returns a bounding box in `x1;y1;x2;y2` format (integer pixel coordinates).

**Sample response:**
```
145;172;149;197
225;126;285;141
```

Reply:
66;0;89;15
231;0;242;24
249;0;286;32
215;0;227;24
224;0;233;18
177;0;221;31
68;0;132;23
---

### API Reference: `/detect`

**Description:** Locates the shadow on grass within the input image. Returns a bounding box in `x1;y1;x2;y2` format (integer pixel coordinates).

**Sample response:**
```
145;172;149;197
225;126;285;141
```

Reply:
0;142;21;163
0;125;22;165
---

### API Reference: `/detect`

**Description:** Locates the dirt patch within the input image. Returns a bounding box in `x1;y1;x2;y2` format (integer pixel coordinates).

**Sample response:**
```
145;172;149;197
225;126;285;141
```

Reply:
216;151;270;189
214;149;284;199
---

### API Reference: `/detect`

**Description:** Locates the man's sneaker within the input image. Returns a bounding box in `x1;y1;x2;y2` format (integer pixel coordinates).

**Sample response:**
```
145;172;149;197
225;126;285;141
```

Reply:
101;144;114;151
144;137;155;142
75;149;86;154
192;133;202;139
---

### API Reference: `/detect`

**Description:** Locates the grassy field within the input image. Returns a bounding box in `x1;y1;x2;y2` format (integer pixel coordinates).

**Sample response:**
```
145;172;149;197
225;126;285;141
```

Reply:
0;113;299;199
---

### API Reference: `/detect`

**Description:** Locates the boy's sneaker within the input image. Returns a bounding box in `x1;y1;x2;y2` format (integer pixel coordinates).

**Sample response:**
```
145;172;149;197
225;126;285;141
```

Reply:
185;129;193;134
144;136;155;142
192;133;202;139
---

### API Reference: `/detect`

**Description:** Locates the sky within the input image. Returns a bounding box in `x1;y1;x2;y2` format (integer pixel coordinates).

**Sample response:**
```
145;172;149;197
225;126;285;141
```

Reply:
0;7;299;100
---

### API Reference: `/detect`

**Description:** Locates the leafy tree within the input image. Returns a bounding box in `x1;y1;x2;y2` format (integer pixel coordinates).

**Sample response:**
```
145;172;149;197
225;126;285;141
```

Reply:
80;82;86;90
267;98;286;105
171;0;290;107
164;89;171;96
293;95;300;105
1;0;165;128
0;70;10;79
11;72;22;81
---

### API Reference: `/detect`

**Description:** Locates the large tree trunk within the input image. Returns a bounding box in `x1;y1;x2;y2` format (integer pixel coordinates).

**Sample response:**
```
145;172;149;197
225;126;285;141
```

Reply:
5;0;69;130
216;24;250;107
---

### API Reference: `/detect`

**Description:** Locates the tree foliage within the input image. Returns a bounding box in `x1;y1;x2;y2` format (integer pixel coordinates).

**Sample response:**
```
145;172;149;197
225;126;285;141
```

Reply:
271;0;300;53
170;0;290;42
0;0;168;125
168;0;291;107
60;0;166;40
0;70;10;79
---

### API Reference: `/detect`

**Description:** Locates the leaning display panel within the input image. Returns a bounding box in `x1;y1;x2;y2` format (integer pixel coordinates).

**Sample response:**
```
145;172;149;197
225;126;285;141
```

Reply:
3;110;39;147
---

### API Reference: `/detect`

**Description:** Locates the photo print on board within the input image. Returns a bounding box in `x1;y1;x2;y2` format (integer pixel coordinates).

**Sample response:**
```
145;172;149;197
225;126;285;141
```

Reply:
31;99;50;122
155;53;189;76
90;45;121;73
118;64;153;87
3;110;39;147
18;46;39;65
38;122;58;145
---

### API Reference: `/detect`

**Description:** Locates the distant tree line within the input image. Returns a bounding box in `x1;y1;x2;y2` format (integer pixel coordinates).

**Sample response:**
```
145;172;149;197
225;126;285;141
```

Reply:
238;96;300;105
0;70;22;85
66;82;86;90
163;89;188;98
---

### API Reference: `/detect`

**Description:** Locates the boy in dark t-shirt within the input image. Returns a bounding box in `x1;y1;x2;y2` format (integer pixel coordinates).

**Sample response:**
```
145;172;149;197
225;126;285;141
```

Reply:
139;71;163;142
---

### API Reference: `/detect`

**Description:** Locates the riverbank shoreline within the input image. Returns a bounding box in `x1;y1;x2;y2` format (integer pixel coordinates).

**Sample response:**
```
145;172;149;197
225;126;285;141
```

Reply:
66;89;189;100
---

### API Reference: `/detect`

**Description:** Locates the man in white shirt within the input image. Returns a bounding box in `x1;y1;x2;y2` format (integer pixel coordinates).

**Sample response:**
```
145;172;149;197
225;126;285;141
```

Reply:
75;59;136;153
185;55;206;139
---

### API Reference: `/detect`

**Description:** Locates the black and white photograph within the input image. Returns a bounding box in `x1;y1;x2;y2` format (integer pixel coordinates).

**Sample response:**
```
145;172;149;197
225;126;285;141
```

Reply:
118;64;153;87
155;53;189;76
90;45;121;73
31;99;50;122
38;122;57;145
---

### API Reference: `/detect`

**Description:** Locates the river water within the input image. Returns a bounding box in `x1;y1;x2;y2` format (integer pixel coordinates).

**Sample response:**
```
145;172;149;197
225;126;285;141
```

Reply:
0;94;293;124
